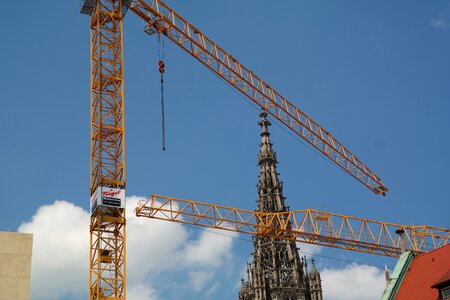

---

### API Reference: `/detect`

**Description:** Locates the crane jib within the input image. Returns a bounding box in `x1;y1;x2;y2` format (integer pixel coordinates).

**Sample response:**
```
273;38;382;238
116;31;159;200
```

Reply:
129;0;388;195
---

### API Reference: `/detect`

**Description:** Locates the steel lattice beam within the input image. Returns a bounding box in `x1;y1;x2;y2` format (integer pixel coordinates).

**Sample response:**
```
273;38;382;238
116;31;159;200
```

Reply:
129;0;388;195
136;195;450;258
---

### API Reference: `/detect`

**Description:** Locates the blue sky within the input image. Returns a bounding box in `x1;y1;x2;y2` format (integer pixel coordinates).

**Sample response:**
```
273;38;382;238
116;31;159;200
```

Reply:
1;1;450;299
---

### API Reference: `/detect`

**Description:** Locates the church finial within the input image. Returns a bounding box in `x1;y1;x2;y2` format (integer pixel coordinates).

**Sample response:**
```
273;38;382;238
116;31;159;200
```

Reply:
258;109;275;164
384;265;391;286
258;110;271;134
311;258;317;273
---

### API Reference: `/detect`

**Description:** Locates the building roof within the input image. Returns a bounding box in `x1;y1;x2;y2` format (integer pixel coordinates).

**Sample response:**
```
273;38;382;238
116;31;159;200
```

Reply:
381;251;414;300
395;244;450;300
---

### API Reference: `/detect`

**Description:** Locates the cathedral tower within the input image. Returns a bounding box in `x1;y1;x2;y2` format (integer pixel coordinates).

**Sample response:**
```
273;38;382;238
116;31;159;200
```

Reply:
239;110;322;300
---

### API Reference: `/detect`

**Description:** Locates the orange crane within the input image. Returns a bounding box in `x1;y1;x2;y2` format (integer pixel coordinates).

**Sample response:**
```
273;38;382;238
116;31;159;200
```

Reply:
80;0;389;299
135;195;450;258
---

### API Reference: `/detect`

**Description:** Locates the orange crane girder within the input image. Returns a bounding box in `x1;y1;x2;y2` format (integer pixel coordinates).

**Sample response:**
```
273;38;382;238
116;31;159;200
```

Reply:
136;195;450;258
129;0;388;195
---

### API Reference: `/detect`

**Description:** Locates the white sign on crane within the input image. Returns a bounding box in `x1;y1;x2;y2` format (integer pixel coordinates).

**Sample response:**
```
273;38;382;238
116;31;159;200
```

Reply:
90;186;126;214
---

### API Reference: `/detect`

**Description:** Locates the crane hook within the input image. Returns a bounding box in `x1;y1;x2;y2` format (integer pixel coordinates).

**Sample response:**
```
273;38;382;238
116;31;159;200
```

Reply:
158;60;165;74
157;33;166;151
159;60;166;151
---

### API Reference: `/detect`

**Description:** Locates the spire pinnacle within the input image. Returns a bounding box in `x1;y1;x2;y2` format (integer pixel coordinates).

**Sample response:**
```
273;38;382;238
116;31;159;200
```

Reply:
257;109;285;212
311;258;317;273
258;110;275;164
384;265;391;286
258;110;271;134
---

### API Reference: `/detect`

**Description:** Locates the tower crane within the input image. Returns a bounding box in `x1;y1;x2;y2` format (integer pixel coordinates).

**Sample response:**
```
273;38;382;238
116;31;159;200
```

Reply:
135;194;450;258
80;0;390;299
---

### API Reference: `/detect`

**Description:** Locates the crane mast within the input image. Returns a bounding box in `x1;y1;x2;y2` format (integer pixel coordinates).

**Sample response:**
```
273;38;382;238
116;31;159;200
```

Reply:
136;195;450;258
82;0;130;299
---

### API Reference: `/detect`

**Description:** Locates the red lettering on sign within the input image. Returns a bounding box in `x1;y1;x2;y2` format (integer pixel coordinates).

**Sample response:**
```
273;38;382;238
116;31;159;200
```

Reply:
102;190;121;197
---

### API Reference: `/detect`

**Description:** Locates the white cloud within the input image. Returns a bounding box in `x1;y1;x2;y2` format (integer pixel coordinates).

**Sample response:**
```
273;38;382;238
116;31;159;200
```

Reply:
18;200;89;300
127;284;158;300
321;263;386;300
18;197;237;300
205;281;220;297
296;242;322;256
432;11;450;31
125;196;189;282
188;270;213;291
184;228;237;268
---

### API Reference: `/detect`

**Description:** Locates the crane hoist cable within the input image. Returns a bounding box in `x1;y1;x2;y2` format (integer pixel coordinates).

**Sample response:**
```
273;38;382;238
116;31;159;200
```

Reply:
157;33;166;151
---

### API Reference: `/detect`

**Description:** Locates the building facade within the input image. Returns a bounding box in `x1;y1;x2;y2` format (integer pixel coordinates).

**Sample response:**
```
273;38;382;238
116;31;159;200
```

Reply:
0;232;33;300
238;111;323;300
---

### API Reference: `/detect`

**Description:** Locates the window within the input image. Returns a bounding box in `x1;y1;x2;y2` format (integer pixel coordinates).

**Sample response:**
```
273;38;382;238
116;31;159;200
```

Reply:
442;286;450;299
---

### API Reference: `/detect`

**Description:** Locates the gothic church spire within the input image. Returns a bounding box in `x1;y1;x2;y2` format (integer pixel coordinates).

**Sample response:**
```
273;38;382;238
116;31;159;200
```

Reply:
257;110;286;212
239;110;324;300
